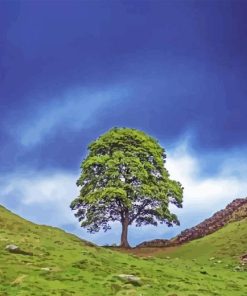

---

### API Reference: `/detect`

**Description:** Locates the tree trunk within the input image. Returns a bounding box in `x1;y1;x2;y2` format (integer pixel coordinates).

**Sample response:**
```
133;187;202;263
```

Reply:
120;217;130;248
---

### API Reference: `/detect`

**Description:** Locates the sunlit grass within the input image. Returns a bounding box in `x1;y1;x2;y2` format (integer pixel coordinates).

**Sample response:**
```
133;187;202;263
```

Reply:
0;205;246;295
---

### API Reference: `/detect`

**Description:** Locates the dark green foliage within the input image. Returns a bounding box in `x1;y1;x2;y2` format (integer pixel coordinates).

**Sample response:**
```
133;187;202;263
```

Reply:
71;128;183;246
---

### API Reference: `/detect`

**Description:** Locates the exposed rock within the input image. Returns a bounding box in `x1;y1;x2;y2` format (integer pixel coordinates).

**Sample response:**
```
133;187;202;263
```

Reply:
137;197;247;248
40;267;51;271
5;244;33;256
117;274;142;286
5;244;20;252
137;239;170;248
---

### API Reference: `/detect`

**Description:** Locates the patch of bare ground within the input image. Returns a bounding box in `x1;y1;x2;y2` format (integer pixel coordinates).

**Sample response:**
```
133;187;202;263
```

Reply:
109;246;179;257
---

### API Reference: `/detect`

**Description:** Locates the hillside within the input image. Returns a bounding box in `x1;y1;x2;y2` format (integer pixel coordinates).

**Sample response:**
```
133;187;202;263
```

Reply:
137;197;247;248
0;204;247;295
131;216;247;262
159;217;247;261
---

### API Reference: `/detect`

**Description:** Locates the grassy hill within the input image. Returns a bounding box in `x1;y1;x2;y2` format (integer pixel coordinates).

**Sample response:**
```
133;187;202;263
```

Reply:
131;218;247;261
0;205;247;296
159;218;247;261
137;198;247;248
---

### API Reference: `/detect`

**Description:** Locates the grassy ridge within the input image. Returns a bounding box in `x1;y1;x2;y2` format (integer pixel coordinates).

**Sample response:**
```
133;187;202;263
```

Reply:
160;218;247;261
135;218;247;262
0;205;247;295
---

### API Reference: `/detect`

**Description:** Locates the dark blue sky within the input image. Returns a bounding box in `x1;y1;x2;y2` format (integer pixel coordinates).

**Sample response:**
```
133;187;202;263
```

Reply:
1;0;247;245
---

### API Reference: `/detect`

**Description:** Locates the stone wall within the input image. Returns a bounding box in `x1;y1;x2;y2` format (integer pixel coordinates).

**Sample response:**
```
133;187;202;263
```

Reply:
137;197;247;248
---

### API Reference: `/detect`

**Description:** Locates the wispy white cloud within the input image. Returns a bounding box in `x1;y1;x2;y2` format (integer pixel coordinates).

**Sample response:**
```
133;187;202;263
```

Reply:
9;86;129;147
0;170;126;245
1;140;247;246
166;141;247;216
1;171;79;226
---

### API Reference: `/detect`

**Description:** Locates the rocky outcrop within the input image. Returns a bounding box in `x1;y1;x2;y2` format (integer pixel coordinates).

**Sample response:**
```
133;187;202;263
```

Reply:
137;239;170;248
137;197;247;248
117;274;142;286
5;244;33;256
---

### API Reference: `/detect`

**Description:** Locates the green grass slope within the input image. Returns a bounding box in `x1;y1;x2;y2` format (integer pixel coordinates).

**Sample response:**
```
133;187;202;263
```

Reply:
0;205;247;296
158;218;247;262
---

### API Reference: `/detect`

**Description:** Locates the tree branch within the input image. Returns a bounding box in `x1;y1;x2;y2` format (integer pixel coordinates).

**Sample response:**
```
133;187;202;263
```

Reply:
129;199;150;224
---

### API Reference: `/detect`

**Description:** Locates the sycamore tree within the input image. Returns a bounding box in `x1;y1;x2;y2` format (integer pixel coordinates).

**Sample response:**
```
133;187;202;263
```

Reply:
70;128;183;248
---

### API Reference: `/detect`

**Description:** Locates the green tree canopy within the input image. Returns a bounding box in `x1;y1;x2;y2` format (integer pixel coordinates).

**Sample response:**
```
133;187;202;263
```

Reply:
70;127;183;248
